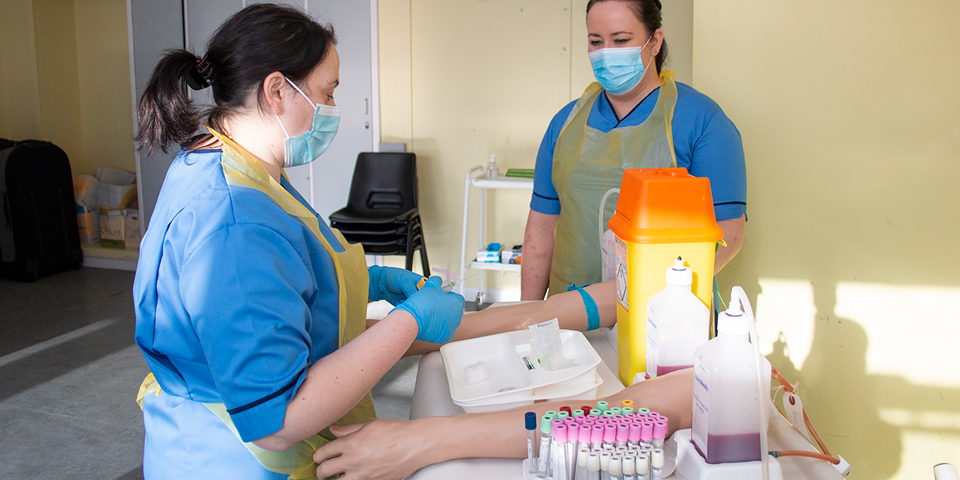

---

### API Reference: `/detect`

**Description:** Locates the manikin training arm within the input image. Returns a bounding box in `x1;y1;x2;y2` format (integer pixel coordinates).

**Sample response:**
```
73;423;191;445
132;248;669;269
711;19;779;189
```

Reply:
314;368;694;480
400;280;617;357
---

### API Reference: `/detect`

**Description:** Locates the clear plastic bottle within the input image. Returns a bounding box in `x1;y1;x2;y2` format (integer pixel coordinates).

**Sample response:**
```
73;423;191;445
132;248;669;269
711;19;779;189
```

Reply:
487;154;499;179
691;291;772;464
645;257;710;379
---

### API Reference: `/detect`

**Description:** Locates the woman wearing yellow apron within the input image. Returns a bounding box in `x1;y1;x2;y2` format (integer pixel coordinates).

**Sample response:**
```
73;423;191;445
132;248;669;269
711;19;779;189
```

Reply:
131;5;463;479
521;0;747;300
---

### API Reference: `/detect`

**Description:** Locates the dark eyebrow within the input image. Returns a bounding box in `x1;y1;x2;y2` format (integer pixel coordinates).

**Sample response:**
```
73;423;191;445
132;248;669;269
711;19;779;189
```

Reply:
611;31;633;36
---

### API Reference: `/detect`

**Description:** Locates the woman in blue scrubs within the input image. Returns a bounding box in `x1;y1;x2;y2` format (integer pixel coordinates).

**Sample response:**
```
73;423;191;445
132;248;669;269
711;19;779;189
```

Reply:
131;5;463;478
521;0;748;300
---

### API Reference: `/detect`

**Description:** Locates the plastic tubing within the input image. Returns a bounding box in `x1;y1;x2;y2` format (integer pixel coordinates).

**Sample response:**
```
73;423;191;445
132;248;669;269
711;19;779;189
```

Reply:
598;188;620;260
771;450;841;464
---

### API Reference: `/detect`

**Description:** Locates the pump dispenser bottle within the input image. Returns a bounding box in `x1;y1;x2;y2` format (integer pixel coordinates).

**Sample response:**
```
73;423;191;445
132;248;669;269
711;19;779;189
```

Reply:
691;292;772;464
645;257;710;378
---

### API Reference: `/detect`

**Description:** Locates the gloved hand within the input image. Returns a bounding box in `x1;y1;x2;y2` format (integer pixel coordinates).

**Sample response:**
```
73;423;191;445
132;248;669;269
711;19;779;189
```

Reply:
393;276;464;344
367;265;421;305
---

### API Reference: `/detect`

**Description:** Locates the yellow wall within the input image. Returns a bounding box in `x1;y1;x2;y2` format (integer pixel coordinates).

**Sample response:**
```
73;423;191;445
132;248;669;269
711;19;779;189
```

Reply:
0;0;134;175
697;0;960;478
378;0;694;290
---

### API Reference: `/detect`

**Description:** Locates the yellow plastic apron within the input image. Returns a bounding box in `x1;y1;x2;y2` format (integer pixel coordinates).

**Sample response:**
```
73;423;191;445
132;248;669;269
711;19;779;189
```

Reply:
137;127;375;480
548;70;679;296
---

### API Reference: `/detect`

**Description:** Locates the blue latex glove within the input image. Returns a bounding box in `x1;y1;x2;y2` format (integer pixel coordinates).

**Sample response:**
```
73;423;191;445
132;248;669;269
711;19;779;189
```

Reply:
368;265;421;305
393;276;464;344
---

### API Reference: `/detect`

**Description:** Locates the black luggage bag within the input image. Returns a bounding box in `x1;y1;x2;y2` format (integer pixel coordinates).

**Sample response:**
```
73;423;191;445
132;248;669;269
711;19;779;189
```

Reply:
0;140;83;282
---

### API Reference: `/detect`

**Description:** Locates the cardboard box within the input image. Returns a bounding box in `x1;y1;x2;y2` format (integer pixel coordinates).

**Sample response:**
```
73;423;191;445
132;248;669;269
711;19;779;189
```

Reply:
99;208;126;249
76;208;100;245
124;216;141;250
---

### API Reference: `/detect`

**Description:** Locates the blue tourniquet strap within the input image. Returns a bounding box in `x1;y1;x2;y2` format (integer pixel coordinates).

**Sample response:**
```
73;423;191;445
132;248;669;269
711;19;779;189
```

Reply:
567;284;600;331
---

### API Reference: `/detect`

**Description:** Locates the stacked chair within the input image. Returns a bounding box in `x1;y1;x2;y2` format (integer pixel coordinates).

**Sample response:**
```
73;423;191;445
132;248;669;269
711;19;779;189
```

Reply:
329;152;429;274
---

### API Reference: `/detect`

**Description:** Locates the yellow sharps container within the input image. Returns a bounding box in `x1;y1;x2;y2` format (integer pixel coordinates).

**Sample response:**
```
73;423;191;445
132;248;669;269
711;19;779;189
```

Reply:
608;168;724;385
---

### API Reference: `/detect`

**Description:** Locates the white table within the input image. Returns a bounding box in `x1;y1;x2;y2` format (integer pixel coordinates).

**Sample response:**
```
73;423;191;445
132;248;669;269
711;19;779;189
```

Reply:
408;326;843;479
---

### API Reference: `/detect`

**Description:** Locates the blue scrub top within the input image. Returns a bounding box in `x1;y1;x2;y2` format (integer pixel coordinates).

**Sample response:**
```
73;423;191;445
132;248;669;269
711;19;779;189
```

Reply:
531;82;747;222
133;148;344;445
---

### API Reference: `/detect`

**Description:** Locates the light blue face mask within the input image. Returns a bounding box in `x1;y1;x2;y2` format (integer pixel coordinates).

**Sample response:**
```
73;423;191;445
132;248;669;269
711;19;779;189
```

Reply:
588;36;653;96
274;77;341;168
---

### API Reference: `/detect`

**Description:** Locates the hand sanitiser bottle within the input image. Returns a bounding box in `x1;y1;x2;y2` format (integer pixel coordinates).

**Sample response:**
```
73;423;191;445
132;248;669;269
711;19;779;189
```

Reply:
691;289;772;464
645;257;710;379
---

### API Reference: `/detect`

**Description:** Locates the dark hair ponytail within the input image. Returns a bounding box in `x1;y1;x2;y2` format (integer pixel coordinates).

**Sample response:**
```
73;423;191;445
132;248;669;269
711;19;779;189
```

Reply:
135;4;336;155
586;0;668;73
135;50;203;154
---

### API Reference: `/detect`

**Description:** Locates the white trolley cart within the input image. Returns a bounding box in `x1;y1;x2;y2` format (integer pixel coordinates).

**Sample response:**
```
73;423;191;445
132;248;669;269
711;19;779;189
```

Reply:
458;166;533;309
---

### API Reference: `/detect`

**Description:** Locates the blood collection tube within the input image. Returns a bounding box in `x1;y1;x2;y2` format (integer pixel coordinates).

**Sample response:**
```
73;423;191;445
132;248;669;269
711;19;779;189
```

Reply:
573;409;585;417
590;424;604;449
616;423;629;448
628;423;641;447
652;421;667;449
603;411;615;417
550;419;564;477
590;408;602;416
610;407;622;416
580;424;593;451
576;446;590;480
597;401;609;412
546;411;558;419
558;411;570;419
639;422;653;447
587;452;601;480
636;453;650;480
560;406;573;416
587;414;599;421
623;407;634;415
647;411;659;419
622;453;636;480
603;424;617;448
553;424;568;480
526;412;538;475
566;420;579;476
581;405;594;413
609;454;623;480
599;451;612;480
651;449;664;480
636;408;650;415
537;415;552;478
611;414;624;421
621;399;634;410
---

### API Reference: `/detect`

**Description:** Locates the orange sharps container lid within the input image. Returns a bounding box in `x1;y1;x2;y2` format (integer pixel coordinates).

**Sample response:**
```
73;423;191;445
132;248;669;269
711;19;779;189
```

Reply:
608;168;724;244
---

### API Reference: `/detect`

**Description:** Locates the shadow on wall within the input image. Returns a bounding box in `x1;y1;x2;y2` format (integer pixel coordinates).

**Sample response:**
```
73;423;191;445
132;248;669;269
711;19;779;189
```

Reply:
761;281;960;479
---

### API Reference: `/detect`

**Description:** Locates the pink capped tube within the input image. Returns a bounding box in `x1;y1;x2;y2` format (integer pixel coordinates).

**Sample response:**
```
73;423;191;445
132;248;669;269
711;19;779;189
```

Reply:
653;420;668;449
574;416;587;424
612;414;624;421
579;424;592;445
583;419;596;426
624;413;636;421
628;423;642;445
590;425;604;448
615;423;630;448
640;422;654;445
566;422;579;442
603;424;617;447
554;423;568;443
586;414;599;422
648;411;660;419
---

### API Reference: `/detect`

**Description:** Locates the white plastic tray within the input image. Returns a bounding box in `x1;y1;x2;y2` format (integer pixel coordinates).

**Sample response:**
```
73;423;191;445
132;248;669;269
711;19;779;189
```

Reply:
440;329;602;407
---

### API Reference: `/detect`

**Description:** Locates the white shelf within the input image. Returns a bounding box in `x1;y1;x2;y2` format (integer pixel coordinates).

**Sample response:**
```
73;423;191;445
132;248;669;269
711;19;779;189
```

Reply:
470;261;522;274
470;177;533;190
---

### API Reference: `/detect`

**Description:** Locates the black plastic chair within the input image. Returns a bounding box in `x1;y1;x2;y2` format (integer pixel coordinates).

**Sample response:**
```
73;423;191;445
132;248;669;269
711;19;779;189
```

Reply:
329;152;429;274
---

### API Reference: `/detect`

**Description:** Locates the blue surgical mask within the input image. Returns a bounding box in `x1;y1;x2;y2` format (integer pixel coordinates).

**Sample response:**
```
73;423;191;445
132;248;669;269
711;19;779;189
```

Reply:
588;36;653;95
274;77;341;168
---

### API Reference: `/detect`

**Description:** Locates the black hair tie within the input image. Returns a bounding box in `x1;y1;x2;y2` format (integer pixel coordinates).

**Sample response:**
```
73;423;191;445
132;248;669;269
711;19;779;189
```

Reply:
653;0;662;10
186;56;215;90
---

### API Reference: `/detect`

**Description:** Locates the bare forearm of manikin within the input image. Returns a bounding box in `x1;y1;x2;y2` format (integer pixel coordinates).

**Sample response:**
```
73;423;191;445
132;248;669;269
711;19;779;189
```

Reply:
314;368;694;480
520;210;559;301
715;214;746;274
252;310;419;452
401;281;618;357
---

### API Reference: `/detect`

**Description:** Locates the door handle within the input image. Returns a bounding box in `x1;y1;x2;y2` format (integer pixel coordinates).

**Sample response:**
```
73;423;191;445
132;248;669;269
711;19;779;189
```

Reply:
364;98;369;115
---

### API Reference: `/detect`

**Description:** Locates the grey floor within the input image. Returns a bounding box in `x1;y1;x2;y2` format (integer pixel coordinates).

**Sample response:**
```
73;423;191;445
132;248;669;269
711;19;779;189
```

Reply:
0;267;418;479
